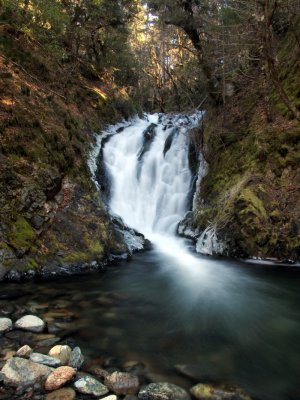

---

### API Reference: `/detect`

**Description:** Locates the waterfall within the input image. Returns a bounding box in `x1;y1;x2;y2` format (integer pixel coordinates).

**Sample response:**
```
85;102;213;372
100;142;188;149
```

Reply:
102;113;202;246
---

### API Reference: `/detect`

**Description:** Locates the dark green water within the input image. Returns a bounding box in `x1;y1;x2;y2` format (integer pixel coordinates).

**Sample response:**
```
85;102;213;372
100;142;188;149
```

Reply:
1;246;300;400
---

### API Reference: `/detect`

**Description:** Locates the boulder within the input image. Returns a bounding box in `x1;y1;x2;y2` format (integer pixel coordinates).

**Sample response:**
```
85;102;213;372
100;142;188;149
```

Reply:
0;318;12;334
45;366;76;391
15;315;45;333
1;357;52;387
74;375;109;396
138;382;191;400
105;371;139;395
102;396;118;400
30;352;61;367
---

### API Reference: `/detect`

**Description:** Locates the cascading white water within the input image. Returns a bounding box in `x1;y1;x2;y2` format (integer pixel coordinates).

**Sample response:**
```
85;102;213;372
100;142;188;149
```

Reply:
103;114;200;238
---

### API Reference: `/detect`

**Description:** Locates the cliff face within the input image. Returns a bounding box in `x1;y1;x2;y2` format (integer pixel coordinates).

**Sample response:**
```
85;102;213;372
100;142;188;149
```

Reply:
0;25;138;279
193;32;300;261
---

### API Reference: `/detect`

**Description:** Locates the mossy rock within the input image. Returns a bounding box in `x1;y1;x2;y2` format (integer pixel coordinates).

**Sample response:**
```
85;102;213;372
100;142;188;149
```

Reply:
7;217;36;255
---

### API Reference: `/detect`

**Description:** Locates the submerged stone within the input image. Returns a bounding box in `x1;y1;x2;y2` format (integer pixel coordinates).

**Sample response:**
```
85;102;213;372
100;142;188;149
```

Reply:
104;371;139;395
45;387;76;400
190;383;252;400
0;318;12;334
138;382;191;400
15;315;45;333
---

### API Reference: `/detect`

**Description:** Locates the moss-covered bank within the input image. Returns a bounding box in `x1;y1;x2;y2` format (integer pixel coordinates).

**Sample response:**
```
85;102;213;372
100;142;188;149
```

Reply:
0;24;139;279
193;31;300;261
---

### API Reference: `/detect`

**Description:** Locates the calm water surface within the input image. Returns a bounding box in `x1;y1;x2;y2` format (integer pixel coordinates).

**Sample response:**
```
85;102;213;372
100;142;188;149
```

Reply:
1;246;300;400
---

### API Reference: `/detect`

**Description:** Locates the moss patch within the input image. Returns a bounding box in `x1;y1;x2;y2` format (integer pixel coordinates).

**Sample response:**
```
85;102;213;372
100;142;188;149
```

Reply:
7;217;36;252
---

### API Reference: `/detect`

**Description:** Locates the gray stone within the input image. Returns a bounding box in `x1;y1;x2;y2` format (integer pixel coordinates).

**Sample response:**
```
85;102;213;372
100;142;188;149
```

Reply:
105;371;139;395
15;315;45;333
69;347;84;369
74;375;109;396
1;357;52;387
30;352;61;367
0;318;12;333
138;382;191;400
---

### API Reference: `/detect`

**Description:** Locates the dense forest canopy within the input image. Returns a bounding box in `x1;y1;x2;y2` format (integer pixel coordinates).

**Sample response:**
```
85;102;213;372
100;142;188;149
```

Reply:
1;0;299;114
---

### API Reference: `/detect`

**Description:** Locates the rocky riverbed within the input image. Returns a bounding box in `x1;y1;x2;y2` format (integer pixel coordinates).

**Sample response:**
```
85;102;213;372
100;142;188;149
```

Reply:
0;310;253;400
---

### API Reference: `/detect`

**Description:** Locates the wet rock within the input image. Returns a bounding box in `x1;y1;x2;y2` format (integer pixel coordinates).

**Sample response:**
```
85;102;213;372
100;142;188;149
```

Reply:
0;318;12;334
45;366;76;391
69;347;84;369
190;384;252;400
15;345;33;358
1;357;52;387
105;371;139;395
102;396;118;400
138;382;191;400
45;387;76;400
15;315;45;333
0;304;15;316
123;361;147;380
36;336;61;348
124;396;139;400
30;353;61;367
3;350;16;360
5;330;34;344
74;375;109;396
49;345;72;365
174;364;210;382
88;366;109;380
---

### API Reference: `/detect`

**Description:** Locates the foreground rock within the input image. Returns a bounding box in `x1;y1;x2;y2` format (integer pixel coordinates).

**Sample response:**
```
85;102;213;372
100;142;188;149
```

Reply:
15;315;45;333
104;371;139;395
45;366;76;391
74;375;109;396
49;345;72;365
68;346;84;369
138;382;191;400
190;383;252;400
0;317;12;333
15;345;33;358
1;357;52;387
30;352;61;367
45;387;76;400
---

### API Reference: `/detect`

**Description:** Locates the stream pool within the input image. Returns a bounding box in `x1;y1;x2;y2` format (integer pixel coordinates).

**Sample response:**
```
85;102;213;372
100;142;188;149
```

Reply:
1;246;300;400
